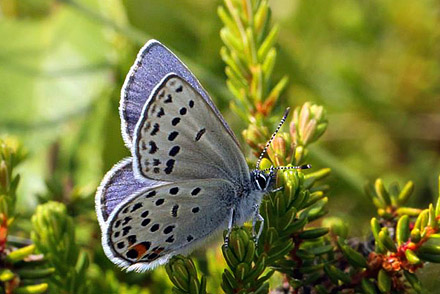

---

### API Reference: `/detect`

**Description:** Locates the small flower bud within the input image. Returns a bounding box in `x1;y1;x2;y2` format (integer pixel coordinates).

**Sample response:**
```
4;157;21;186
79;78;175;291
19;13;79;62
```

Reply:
291;102;328;148
0;161;9;191
267;135;286;167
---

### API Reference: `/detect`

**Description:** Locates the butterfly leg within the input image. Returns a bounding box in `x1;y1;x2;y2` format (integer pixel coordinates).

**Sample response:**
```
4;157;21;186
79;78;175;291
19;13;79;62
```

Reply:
224;207;235;248
271;186;284;193
252;205;264;244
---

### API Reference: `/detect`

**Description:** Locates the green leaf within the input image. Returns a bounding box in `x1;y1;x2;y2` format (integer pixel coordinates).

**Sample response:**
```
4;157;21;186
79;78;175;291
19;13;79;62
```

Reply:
375;179;391;207
378;227;397;252
14;284;49;294
405;249;421;265
396;215;410;246
361;278;378;294
403;271;422;293
5;244;35;263
397;181;414;205
337;237;368;268
377;269;391;293
298;227;329;240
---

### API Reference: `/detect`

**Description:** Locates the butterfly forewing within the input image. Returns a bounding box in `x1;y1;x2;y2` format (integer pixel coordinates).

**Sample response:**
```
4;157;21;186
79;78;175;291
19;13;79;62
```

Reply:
120;40;239;148
105;179;235;271
132;74;249;183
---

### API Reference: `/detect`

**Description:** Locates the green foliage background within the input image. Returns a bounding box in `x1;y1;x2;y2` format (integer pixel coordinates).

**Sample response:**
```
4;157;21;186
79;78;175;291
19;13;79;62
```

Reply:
0;0;439;293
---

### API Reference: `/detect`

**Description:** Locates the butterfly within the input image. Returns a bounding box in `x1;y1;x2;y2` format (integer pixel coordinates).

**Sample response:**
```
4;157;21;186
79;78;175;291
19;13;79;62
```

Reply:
95;40;310;272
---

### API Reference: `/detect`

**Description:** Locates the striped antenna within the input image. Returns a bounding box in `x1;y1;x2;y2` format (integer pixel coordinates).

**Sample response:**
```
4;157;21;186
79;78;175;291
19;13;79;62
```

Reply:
255;108;291;169
261;164;312;173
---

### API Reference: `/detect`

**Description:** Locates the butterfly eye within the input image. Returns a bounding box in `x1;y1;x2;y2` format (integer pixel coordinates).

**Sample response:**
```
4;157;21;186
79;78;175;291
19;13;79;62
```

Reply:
256;174;267;191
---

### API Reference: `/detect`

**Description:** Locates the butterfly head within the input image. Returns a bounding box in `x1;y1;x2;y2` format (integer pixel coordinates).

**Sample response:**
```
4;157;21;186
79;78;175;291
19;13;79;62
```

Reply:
251;169;276;192
252;108;312;193
251;164;312;193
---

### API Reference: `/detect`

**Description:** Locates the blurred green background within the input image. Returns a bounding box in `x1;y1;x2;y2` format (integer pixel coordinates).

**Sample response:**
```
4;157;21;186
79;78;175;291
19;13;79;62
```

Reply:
0;0;439;292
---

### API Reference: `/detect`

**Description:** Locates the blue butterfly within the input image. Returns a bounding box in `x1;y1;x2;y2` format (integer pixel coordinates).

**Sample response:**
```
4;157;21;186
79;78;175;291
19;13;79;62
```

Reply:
95;40;309;272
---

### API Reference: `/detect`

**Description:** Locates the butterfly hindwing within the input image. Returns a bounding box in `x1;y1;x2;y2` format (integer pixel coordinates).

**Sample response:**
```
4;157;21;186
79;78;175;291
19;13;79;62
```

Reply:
132;74;249;183
104;179;235;271
95;158;166;223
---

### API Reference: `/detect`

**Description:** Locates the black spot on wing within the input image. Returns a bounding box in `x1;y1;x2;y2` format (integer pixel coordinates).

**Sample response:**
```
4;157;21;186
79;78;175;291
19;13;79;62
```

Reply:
127;235;137;244
122;226;132;236
171;205;179;217
142;241;151;250
114;220;121;228
164;159;175;174
157;107;165;118
150;224;160;232
175;85;183;92
147;253;159;260
187;235;194;242
169;146;180;157
145;191;156;198
166;235;175;243
171;117;180;126
131;203;143;212
122;217;132;225
192;207;200;213
189;100;194;108
155;199;165;206
179;107;187;115
168;131;179;141
169;187;179;195
117;241;125;249
149;141;158;154
163;225;175;234
191;187;201;196
150;123;160;136
141;210;149;218
126;249;138;259
164;94;172;103
141;218;151;226
195;128;206;141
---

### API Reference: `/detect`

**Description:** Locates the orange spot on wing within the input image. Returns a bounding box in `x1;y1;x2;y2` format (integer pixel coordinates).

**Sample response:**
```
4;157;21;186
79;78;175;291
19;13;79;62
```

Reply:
130;243;149;260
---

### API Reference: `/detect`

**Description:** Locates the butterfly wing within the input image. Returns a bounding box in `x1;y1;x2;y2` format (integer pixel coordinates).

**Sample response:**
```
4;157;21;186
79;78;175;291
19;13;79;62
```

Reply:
132;74;249;183
102;179;235;272
95;158;166;225
120;40;238;149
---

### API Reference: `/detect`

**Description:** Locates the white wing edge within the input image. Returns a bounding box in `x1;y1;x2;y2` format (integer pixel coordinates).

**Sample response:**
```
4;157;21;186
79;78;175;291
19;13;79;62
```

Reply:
94;157;166;272
99;186;171;272
95;157;132;229
119;39;161;149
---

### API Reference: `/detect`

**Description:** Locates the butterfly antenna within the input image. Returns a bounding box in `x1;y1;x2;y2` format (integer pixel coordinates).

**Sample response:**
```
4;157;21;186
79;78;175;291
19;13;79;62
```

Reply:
261;164;312;173
256;108;291;170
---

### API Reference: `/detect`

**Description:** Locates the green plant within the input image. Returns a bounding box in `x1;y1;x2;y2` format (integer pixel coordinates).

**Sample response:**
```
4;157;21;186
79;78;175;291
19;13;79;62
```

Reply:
31;201;90;294
1;0;439;293
0;138;52;294
164;1;440;293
